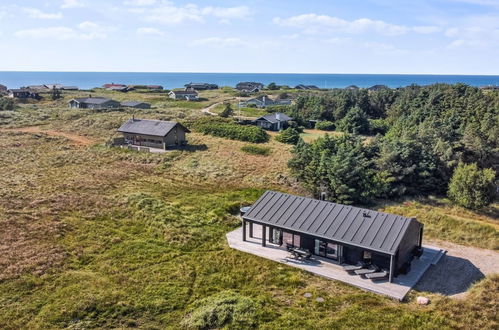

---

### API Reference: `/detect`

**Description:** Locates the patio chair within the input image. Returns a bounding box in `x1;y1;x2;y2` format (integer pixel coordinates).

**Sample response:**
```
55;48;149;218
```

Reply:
342;262;366;272
365;269;389;281
354;264;380;276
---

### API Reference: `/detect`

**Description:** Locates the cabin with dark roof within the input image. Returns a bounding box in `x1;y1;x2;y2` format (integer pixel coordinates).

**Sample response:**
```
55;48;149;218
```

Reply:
8;88;41;99
236;82;264;93
255;113;292;131
121;101;151;109
117;118;190;149
68;97;120;109
184;82;218;91
295;84;320;90
241;191;424;282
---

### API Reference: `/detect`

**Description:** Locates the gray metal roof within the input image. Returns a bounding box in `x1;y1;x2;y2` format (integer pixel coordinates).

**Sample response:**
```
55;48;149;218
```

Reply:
117;118;190;136
121;101;150;107
256;113;292;123
243;191;419;255
71;97;114;105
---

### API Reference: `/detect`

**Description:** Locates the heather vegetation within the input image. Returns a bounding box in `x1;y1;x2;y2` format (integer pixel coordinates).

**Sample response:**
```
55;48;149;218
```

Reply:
187;117;269;143
0;86;497;329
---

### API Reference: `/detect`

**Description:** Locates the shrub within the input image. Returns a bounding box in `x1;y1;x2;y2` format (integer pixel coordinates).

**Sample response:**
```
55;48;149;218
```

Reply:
188;117;269;143
448;163;496;209
219;103;234;118
369;118;389;135
181;291;259;330
0;97;15;110
241;144;271;156
275;127;300;145
315;121;335;131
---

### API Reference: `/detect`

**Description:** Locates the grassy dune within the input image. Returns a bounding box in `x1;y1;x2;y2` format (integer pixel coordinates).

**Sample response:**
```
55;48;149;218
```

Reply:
0;90;497;329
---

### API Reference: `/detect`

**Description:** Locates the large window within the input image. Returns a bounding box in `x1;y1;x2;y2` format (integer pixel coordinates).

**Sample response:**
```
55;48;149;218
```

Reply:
283;231;300;248
314;239;338;260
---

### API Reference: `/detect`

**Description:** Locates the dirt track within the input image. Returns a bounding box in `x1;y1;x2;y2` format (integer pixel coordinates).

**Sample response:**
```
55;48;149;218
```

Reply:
0;126;94;146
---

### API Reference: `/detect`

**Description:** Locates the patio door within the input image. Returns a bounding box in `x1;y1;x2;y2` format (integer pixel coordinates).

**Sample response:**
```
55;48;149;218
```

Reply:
314;239;338;260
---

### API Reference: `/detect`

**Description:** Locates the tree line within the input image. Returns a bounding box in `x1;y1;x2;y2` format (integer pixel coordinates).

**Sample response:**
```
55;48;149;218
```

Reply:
286;84;498;209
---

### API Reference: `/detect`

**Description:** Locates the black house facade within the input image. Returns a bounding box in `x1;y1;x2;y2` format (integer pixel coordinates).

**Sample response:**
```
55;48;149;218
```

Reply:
241;191;424;282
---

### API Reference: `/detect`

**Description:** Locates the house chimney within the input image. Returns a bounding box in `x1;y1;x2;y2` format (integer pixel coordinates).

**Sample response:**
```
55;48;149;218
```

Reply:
132;115;135;121
276;112;281;121
89;94;92;98
320;192;327;201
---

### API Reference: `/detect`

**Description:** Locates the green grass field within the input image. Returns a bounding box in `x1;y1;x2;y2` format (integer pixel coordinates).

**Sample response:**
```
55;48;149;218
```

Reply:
0;90;497;329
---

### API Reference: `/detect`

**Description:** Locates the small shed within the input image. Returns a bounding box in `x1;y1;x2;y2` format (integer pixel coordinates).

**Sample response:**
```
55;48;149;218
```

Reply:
255;113;292;131
117;118;190;150
184;83;218;90
68;97;121;109
121;101;151;109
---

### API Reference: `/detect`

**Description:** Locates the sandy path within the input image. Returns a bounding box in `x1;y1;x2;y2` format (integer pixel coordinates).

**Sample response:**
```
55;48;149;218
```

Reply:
0;126;94;146
415;239;499;298
201;101;223;116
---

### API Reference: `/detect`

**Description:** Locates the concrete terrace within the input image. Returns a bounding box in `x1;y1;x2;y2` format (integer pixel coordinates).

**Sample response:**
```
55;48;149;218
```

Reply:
227;224;445;301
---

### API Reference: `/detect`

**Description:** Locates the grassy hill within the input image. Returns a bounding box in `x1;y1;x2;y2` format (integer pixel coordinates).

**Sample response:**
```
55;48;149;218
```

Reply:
0;90;497;329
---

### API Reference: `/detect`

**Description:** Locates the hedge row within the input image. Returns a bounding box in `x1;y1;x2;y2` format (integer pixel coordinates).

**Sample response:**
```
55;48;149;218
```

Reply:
188;118;269;143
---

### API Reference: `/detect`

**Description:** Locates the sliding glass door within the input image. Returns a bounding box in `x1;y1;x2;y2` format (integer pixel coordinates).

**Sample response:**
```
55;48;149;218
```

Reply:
314;239;338;260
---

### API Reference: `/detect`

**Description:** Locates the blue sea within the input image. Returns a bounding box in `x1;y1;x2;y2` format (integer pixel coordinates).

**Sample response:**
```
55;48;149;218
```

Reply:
1;71;498;90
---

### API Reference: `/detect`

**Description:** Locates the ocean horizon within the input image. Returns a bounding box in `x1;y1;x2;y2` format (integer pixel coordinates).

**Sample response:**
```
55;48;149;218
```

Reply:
1;71;498;90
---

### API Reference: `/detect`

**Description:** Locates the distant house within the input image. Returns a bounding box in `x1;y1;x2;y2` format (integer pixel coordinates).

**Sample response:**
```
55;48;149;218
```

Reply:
128;85;164;91
68;97;121;109
27;85;49;91
480;85;499;90
168;90;199;100
60;86;79;90
44;84;63;90
368;85;389;91
0;84;7;92
103;83;127;89
295;84;320;90
145;85;163;90
117;118;190;150
240;95;292;108
184;82;218;91
240;95;275;108
236;82;264;93
121;101;151;109
255;112;292;131
345;85;359;90
8;88;40;99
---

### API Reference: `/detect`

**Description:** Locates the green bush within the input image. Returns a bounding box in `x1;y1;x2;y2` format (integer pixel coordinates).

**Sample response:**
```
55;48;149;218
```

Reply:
448;163;496;209
181;291;260;330
369;118;389;135
275;127;300;145
0;97;15;110
315;121;335;131
188;117;269;143
241;144;271;156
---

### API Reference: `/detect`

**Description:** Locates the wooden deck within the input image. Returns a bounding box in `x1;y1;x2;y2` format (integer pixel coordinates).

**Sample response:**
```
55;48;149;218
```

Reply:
227;224;445;301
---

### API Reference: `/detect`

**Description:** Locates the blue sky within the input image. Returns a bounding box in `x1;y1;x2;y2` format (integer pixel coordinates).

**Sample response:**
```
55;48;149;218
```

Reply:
0;0;498;74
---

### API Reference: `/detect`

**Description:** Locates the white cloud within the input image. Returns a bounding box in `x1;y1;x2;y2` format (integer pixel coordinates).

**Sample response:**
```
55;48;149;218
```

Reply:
15;22;114;40
274;14;444;36
61;0;85;8
15;27;77;39
128;2;252;25
136;27;165;36
201;6;251;19
24;8;63;20
412;26;442;34
191;37;249;47
124;0;157;6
